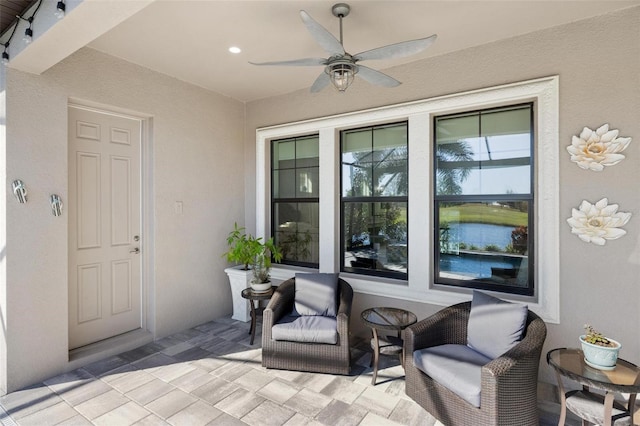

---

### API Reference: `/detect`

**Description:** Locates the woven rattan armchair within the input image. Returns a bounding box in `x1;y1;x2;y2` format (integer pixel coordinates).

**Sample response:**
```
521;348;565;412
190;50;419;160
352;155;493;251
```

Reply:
262;277;353;375
404;301;547;426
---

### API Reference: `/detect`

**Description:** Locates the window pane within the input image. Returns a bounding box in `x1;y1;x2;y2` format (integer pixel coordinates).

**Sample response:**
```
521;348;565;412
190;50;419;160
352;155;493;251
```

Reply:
274;202;319;264
273;169;295;198
296;136;319;167
296;167;319;198
374;157;407;196
343;201;407;275
342;162;373;197
437;201;529;288
435;106;532;196
273;140;295;170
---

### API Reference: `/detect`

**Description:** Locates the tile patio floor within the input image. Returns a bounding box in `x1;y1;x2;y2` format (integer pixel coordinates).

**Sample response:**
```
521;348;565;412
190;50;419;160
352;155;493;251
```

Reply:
0;317;572;426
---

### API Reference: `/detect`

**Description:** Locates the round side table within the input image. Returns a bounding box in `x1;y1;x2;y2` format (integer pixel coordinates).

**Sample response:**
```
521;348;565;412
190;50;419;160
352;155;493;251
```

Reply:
241;286;276;345
547;347;640;426
361;307;417;385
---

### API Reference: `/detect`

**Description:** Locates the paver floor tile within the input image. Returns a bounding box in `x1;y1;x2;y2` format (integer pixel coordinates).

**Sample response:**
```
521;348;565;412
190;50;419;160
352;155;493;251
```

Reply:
256;379;300;405
92;401;150;426
315;399;369;426
74;389;130;420
191;377;239;406
214;388;265;418
151;361;196;383
144;389;197;419
242;400;295;426
83;356;128;377
169;367;216;393
55;414;94;425
166;400;222;426
353;386;400;418
0;385;63;420
57;379;112;407
283;388;332;418
359;411;405;426
106;369;156;394
125;378;174;405
234;369;274;392
319;378;366;404
16;401;78;426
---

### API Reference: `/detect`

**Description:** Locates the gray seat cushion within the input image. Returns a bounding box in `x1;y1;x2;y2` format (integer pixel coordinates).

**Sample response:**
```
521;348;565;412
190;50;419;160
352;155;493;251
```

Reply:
467;290;528;359
413;344;492;408
272;315;338;344
292;273;338;317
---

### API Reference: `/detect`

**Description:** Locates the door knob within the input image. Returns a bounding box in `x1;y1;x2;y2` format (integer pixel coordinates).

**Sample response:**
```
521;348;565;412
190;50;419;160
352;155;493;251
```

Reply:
130;247;140;254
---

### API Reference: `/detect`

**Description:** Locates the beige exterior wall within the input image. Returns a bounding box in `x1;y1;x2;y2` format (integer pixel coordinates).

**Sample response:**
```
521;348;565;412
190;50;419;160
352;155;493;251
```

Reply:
0;5;638;394
245;6;640;384
1;48;245;393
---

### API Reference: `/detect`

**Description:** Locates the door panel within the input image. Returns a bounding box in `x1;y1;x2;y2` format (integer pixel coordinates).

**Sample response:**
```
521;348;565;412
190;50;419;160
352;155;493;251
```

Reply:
69;106;142;349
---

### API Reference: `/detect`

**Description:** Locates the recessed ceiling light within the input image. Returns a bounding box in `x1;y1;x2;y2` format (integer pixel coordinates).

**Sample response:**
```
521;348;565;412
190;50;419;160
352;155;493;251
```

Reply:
228;46;242;54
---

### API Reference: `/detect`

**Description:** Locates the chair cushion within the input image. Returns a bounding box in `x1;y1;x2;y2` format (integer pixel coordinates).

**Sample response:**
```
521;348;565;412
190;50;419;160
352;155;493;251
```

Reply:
467;290;528;360
413;344;492;408
271;315;338;344
292;273;338;317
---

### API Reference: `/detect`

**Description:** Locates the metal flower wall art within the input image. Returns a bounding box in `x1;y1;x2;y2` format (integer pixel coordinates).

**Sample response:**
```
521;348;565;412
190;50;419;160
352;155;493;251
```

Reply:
567;124;631;171
567;198;632;246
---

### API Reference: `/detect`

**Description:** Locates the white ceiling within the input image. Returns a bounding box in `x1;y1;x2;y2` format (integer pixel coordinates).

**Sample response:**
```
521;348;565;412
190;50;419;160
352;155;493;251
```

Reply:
80;1;639;103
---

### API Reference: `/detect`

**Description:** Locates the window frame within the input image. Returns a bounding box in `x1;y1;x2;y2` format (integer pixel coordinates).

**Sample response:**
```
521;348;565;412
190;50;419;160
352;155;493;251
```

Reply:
255;76;560;323
270;134;320;268
433;103;535;295
340;121;409;280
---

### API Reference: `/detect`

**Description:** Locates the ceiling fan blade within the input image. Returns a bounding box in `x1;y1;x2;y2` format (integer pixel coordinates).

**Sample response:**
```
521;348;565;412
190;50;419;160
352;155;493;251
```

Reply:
354;34;437;61
310;72;330;93
300;10;345;56
356;65;401;87
249;58;327;67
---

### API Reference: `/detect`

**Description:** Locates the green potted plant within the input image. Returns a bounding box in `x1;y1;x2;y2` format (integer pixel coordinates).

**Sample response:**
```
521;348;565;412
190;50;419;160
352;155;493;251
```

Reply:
223;224;282;320
580;324;621;370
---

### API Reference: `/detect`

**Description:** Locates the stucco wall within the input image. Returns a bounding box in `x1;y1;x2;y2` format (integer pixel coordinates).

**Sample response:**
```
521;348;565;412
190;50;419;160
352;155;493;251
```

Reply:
2;48;245;392
245;6;640;384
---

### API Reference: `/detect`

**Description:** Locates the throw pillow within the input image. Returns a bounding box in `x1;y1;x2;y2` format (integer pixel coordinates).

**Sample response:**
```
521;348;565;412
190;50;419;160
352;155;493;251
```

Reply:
292;273;338;317
467;290;528;359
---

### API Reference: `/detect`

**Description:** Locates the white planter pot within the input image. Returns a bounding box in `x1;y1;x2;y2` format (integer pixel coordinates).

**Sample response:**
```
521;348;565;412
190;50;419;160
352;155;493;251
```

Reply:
250;281;272;293
579;335;621;370
224;266;252;322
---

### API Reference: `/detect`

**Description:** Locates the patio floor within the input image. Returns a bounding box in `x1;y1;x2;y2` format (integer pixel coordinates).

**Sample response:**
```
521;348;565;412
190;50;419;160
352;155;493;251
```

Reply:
0;316;573;426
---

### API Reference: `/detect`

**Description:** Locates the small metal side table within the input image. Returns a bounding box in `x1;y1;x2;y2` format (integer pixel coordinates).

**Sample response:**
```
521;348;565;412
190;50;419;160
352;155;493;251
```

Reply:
361;307;417;385
241;286;276;345
547;348;640;426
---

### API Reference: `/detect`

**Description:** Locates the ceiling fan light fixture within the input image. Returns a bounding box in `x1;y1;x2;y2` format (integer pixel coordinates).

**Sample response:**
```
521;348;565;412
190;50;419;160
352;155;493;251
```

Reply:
326;61;357;92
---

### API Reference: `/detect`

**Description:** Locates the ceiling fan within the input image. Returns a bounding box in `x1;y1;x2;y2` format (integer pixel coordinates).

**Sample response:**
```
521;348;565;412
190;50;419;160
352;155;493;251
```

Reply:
250;3;437;93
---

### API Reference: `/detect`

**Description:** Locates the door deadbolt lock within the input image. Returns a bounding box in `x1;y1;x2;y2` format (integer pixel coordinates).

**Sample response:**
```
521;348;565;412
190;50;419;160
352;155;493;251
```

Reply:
134;235;140;242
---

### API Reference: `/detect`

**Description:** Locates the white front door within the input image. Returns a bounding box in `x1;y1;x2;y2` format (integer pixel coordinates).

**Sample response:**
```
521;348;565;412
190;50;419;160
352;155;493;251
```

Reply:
68;105;142;349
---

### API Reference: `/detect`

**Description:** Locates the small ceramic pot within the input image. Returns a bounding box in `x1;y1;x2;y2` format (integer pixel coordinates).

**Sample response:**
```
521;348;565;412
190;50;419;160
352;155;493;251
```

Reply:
579;335;621;370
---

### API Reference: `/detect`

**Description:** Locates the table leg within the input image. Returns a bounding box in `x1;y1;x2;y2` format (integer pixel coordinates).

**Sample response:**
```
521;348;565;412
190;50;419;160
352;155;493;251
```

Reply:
249;300;257;345
371;328;380;385
554;370;567;426
603;392;614;426
628;393;637;424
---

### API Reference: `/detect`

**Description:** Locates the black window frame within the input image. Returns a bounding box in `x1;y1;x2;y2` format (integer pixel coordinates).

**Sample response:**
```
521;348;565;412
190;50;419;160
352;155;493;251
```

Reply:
340;121;409;280
271;134;320;268
433;103;535;296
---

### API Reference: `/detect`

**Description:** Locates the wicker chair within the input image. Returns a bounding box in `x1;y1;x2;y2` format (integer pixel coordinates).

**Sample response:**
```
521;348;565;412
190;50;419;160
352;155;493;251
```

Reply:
261;277;353;375
404;301;547;426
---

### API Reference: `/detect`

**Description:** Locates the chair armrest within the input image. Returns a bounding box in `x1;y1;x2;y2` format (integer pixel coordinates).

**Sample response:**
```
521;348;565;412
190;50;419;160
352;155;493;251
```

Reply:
264;278;295;327
404;302;471;352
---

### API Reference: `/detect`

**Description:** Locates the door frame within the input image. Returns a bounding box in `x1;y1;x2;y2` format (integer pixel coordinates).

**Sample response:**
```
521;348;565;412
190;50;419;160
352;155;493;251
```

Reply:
68;99;155;345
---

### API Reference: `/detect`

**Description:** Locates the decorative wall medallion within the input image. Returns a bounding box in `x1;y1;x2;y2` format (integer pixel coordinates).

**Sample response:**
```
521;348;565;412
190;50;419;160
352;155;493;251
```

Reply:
567;198;631;245
566;124;631;171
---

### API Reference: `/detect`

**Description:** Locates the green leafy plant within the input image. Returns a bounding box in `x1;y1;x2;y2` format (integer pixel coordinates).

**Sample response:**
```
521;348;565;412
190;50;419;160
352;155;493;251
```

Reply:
223;223;282;280
583;324;617;348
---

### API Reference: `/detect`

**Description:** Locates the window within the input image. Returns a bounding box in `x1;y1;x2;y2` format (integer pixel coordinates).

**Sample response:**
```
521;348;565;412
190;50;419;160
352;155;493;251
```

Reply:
434;104;534;295
257;77;559;322
271;135;319;267
341;122;408;279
